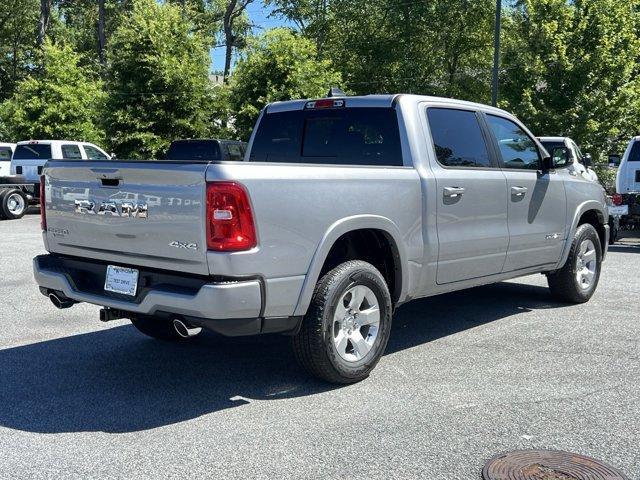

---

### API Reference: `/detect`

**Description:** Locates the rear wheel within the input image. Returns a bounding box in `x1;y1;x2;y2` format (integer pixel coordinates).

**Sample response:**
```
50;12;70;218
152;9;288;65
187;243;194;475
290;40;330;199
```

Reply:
130;315;185;341
292;260;393;384
547;223;602;303
0;189;27;220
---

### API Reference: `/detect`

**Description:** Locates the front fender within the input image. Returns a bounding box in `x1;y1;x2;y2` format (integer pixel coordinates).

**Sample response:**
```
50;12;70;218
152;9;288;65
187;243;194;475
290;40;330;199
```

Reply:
556;200;608;269
293;215;408;317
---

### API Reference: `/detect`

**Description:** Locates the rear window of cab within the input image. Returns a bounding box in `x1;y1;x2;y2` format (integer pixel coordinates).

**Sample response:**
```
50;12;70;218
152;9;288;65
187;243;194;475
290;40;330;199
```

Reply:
13;144;52;160
250;107;403;166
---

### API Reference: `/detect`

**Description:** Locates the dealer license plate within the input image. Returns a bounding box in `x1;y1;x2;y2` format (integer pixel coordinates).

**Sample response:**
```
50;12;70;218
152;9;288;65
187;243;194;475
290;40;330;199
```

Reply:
104;265;139;296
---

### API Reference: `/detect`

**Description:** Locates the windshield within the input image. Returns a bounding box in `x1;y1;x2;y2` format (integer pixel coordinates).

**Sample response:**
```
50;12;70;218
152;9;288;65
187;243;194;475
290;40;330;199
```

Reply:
165;140;221;161
539;140;565;154
13;144;52;160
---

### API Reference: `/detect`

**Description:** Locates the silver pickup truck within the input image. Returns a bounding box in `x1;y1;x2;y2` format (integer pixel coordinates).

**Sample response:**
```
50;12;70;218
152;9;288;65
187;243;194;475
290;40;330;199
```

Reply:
34;94;609;383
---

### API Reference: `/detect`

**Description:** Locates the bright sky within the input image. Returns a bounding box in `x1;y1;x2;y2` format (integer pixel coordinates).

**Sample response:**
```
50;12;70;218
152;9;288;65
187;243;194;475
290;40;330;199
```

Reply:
210;2;292;72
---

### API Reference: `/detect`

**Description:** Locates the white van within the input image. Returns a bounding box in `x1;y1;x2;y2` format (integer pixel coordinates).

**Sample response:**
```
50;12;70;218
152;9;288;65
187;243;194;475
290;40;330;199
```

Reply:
0;143;16;177
10;140;110;184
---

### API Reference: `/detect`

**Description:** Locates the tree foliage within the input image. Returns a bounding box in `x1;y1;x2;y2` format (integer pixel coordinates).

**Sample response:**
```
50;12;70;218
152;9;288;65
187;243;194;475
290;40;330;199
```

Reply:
0;40;105;143
0;0;40;102
104;0;212;158
2;0;640;162
228;28;341;138
501;0;640;160
273;0;496;101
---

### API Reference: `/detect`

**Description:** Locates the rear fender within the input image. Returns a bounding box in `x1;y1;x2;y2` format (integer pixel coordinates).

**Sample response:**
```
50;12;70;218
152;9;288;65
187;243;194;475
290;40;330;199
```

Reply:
293;215;408;316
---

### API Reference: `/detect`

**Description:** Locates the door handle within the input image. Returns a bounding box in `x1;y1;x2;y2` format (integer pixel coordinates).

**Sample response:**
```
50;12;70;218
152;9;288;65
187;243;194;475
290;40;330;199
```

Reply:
511;186;528;196
443;187;465;198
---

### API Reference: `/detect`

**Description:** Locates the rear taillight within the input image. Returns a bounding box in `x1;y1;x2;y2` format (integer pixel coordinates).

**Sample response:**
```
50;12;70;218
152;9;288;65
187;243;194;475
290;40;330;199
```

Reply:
39;175;46;231
206;181;256;251
612;193;623;206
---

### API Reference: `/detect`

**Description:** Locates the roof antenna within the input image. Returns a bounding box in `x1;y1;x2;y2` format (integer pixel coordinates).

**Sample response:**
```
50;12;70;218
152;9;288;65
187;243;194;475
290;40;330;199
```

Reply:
327;86;346;98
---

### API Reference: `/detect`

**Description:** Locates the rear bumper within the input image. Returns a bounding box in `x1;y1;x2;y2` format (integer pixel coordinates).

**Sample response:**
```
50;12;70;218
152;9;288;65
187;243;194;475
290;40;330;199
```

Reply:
33;254;262;321
621;193;640;216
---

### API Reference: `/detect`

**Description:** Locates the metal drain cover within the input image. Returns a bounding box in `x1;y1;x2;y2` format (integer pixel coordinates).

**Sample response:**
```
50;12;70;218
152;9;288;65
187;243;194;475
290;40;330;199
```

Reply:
482;449;630;480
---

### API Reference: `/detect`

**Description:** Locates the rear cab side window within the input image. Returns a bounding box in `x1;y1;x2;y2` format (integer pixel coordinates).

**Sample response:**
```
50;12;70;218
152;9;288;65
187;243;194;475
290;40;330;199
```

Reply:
0;146;11;161
225;143;244;161
486;115;541;170
61;144;83;159
250;107;403;166
426;108;493;168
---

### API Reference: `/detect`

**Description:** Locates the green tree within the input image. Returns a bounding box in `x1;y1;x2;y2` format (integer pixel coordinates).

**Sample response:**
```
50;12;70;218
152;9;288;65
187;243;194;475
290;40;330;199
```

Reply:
501;0;640;160
228;28;342;138
105;0;212;158
0;0;40;102
0;40;105;143
275;0;496;99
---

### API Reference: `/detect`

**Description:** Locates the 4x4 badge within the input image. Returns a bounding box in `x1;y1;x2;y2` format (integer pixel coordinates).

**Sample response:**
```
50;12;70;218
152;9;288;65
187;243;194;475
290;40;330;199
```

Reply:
169;241;198;251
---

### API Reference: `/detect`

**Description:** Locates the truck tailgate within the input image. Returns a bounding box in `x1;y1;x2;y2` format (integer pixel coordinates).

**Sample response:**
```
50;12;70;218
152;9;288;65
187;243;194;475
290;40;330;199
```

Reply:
44;161;210;275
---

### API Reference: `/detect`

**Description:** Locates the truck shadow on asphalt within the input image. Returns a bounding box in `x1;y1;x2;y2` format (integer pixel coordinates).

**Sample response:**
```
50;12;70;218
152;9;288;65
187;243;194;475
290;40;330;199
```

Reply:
0;281;564;434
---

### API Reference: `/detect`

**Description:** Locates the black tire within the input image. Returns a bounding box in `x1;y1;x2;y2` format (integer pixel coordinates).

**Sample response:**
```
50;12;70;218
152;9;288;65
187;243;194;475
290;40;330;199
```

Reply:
608;217;619;245
0;188;27;220
130;315;185;341
547;223;602;303
0;190;7;220
292;260;393;384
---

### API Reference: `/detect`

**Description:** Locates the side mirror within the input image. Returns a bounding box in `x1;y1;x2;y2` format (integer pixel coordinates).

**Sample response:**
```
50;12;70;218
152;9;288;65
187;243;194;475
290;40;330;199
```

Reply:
110;153;117;160
542;154;553;171
583;153;593;168
550;146;570;168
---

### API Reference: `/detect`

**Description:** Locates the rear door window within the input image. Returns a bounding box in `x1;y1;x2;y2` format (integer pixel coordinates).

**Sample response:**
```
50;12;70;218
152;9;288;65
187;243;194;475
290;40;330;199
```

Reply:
61;144;82;159
83;145;108;159
13;144;52;160
0;146;11;161
426;108;492;168
250;107;403;166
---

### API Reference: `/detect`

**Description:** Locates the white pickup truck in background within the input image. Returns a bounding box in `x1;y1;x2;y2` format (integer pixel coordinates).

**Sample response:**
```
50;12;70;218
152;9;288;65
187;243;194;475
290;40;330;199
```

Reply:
0;142;15;177
10;140;111;185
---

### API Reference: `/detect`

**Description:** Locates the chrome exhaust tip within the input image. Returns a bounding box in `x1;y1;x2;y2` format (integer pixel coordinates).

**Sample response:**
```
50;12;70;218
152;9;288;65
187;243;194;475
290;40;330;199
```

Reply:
49;292;75;309
173;318;202;338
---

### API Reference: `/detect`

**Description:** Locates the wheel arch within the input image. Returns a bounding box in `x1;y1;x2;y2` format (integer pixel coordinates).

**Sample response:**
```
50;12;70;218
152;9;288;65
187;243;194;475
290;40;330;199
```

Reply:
557;201;608;269
293;215;408;317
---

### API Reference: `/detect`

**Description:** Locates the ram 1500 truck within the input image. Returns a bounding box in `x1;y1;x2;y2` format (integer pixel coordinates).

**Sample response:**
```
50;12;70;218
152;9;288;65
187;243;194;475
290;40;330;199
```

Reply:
34;94;609;383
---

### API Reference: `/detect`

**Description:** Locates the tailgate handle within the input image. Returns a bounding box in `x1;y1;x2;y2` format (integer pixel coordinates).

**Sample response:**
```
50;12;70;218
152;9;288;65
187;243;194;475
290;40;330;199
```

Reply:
101;178;120;187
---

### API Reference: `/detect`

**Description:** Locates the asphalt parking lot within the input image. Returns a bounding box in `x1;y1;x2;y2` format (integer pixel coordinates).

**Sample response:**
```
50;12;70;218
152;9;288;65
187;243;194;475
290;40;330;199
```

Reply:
0;213;638;479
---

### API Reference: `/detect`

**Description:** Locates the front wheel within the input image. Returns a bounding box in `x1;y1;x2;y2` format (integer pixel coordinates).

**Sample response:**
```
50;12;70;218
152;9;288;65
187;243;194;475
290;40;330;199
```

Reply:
547;223;602;303
292;260;393;384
